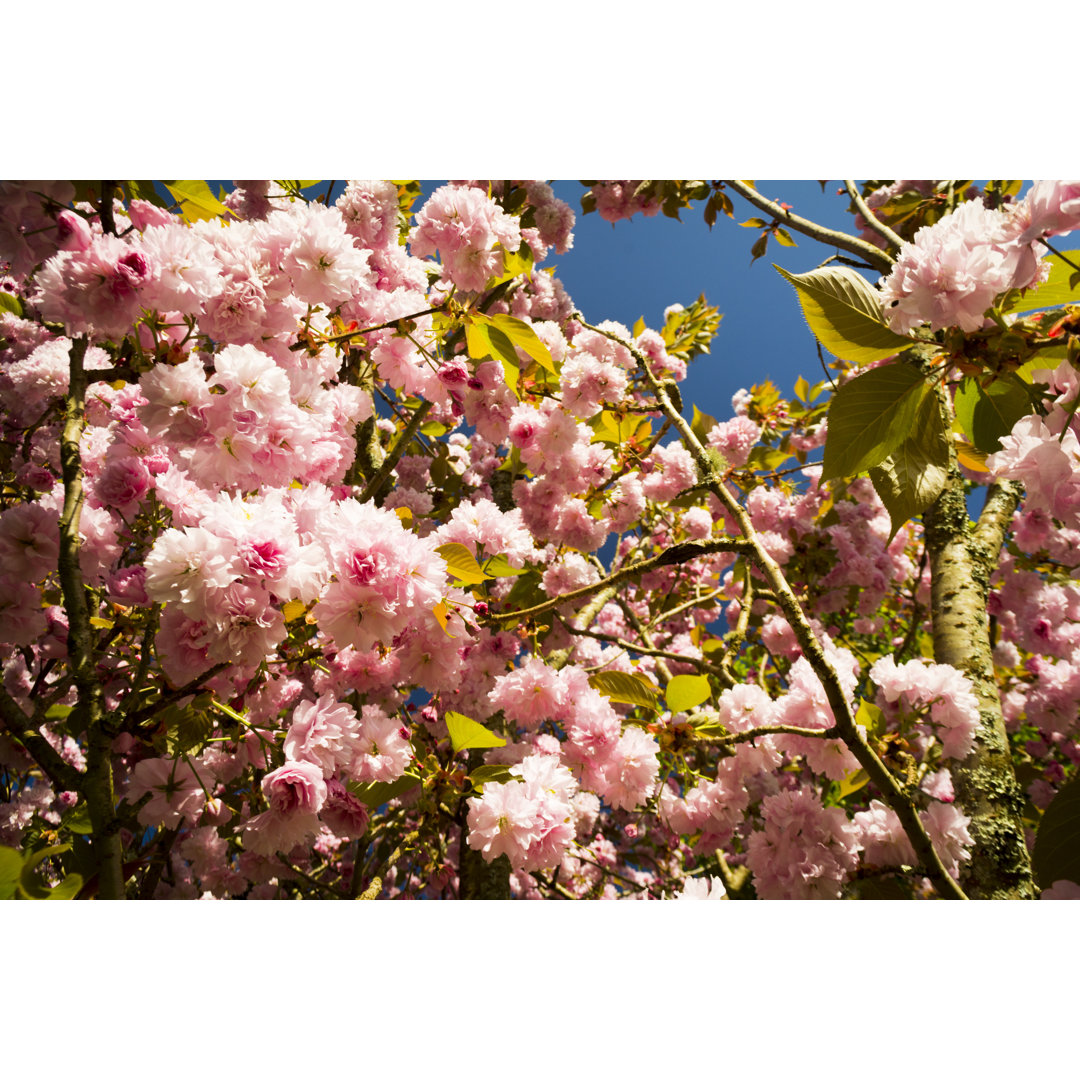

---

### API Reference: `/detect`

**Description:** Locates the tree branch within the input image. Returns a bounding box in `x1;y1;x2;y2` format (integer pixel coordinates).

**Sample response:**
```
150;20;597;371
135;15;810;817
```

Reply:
59;336;125;899
0;687;81;791
578;316;967;900
843;180;905;252
722;180;895;274
483;538;752;628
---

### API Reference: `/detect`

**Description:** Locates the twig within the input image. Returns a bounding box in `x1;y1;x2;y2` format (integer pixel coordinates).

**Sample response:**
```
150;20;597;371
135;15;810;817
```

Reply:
722;180;895;274
483;537;752;627
844;180;905;252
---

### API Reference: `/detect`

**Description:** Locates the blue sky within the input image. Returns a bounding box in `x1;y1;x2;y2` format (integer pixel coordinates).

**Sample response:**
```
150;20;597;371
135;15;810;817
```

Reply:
543;180;861;428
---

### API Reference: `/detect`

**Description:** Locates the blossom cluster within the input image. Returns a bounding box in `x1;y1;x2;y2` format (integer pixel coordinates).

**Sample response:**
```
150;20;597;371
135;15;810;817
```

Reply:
0;179;1076;901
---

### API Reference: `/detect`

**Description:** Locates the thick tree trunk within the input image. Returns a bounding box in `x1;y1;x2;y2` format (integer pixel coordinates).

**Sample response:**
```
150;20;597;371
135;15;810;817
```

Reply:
59;338;125;899
458;847;512;899
923;472;1035;899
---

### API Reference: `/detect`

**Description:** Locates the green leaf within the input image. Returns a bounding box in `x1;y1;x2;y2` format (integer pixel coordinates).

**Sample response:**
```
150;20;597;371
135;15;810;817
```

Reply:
349;773;422;809
953;375;1035;454
503;569;546;614
483;553;529;578
793;375;810;403
498;247;534;283
1002;251;1080;315
445;711;506;753
45;704;72;721
691;404;719;441
0;846;22;900
774;227;797;247
836;769;870;800
740;217;768;228
464;318;493;362
468;764;520;790
856;875;914;900
488;314;556;374
62;801;93;836
19;844;72;899
0;291;24;317
435;542;491;586
46;873;84;900
775;264;911;364
854;698;884;738
665;674;712;714
868;389;950;538
1033;779;1080;891
163;180;231;223
588;671;661;710
822;362;931;482
163;703;216;756
124;181;171;209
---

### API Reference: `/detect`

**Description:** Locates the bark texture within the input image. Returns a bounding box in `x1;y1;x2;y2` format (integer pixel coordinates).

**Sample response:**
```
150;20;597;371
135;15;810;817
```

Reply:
458;848;512;899
59;338;125;899
923;473;1035;899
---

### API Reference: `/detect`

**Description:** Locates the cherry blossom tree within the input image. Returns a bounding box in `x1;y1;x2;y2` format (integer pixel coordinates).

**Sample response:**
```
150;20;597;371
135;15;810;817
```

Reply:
1;178;1078;901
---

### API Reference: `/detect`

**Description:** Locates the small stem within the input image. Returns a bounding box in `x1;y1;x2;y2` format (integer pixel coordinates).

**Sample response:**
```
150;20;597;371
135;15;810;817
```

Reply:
1038;237;1080;274
578;316;966;900
722;180;895;274
484;538;752;628
844;180;905;252
359;400;433;504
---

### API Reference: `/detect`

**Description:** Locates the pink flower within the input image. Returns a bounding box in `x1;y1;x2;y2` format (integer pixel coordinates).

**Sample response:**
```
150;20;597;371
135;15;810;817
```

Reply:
880;200;1048;334
319;778;370;839
746;786;861;900
466;753;578;873
410;185;521;294
126;757;206;828
55;210;92;252
262;759;328;815
1041;879;1080;899
488;656;565;730
349;705;412;783
283;694;361;777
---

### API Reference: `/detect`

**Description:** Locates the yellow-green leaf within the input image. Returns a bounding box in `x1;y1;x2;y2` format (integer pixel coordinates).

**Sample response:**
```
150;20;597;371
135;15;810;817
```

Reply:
775;264;911;364
868;390;951;539
665;673;712;713
836;769;870;800
464;318;492;362
691;404;718;441
822;362;931;482
484;554;529;578
163;180;231;223
435;542;491;586
468;763;520;790
588;671;661;710
19;843;72;899
432;599;455;638
854;698;884;738
1002;251;1080;315
349;772;421;808
954;375;1035;454
488;314;556;374
446;711;506;752
0;846;21;899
